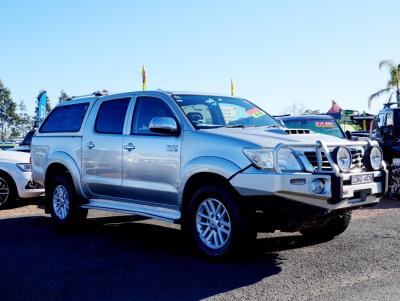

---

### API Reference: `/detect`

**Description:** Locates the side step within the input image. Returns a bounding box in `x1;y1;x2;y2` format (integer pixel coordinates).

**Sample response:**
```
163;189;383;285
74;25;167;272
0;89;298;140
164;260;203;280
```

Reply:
81;199;181;222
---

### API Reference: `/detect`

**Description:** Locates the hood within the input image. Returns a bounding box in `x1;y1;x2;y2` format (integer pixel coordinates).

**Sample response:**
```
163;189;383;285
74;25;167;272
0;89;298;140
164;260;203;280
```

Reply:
0;150;30;163
202;126;346;148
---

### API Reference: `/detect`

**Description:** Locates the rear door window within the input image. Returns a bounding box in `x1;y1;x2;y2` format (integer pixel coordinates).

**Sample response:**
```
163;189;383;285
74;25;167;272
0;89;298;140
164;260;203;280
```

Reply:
40;103;89;133
95;98;130;134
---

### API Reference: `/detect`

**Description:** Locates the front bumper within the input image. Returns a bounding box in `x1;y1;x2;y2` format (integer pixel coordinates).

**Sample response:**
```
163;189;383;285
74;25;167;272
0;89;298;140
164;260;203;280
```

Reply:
230;167;387;211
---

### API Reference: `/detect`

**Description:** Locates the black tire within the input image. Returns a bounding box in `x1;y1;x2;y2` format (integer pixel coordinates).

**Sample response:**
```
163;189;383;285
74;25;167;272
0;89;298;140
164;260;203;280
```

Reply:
47;174;88;227
183;184;256;258
300;211;352;241
0;172;17;209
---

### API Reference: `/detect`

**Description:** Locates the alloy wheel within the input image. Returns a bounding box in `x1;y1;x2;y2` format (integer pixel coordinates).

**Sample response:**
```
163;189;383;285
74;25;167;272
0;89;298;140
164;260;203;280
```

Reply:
196;198;232;249
53;185;70;220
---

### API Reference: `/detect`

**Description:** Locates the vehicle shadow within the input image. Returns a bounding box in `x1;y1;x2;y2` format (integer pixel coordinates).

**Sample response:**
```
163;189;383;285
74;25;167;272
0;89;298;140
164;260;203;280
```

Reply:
0;196;44;210
369;197;400;210
0;215;288;301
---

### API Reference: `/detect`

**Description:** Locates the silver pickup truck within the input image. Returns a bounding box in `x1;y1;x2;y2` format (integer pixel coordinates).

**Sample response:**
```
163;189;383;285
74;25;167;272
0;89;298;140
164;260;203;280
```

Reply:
31;91;387;257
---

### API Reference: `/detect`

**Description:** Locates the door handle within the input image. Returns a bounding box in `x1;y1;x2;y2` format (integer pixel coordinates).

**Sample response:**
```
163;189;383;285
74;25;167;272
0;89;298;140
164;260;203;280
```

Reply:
85;142;95;149
124;143;135;151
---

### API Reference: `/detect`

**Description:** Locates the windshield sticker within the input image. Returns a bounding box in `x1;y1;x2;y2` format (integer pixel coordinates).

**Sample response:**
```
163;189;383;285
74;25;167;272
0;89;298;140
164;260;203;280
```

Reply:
246;108;266;118
315;121;336;128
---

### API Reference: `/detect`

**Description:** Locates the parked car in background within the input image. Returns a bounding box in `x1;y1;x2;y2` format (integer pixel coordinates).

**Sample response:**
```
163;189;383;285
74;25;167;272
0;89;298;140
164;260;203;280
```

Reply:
278;115;347;139
0;150;44;208
0;141;17;150
11;130;36;153
369;102;400;198
32;91;387;257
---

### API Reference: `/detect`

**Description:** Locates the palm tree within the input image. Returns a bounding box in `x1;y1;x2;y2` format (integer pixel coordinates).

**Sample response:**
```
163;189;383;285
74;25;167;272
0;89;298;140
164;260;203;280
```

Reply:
369;60;400;108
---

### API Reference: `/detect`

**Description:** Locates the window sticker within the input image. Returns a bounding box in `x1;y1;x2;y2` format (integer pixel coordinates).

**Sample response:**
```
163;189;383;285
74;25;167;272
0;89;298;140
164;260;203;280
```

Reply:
246;108;266;118
315;121;336;128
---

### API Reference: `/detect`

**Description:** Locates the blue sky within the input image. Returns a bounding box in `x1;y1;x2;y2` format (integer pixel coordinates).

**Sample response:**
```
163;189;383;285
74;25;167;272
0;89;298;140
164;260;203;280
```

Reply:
1;0;399;115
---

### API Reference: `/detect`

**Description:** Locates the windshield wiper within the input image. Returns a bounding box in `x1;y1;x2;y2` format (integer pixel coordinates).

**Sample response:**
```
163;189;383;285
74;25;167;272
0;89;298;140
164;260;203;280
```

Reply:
226;124;246;128
196;124;246;129
195;124;225;129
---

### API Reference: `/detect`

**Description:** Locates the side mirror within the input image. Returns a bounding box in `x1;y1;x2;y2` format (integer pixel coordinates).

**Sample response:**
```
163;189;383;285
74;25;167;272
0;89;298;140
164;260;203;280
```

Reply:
149;117;179;135
345;130;352;140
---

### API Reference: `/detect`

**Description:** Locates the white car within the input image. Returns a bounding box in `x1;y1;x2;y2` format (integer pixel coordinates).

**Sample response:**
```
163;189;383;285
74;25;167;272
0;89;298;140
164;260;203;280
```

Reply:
0;150;44;208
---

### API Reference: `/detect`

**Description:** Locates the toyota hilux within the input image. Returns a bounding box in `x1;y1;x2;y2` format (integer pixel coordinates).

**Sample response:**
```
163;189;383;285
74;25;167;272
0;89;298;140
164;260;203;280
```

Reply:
31;91;387;257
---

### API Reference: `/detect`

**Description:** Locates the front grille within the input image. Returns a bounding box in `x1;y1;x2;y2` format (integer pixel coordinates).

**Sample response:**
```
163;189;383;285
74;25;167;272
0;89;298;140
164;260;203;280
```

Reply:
304;151;333;171
351;149;363;167
303;147;364;172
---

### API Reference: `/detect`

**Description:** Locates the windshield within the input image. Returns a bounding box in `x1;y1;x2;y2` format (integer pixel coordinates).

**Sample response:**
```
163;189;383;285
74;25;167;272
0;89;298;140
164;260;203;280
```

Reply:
173;94;280;129
283;119;345;138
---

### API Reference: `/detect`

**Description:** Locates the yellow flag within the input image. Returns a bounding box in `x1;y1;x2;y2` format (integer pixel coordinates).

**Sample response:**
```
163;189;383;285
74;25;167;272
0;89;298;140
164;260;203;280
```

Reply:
142;65;147;91
230;78;234;96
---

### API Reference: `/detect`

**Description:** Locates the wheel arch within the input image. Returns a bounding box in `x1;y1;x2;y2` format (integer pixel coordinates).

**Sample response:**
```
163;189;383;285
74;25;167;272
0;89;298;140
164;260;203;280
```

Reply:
180;172;241;222
178;156;246;210
45;152;85;199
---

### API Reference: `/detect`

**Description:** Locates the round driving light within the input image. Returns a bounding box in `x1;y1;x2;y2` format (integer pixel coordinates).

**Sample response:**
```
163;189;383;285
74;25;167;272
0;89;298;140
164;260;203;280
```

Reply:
333;146;352;172
364;146;383;171
310;178;325;194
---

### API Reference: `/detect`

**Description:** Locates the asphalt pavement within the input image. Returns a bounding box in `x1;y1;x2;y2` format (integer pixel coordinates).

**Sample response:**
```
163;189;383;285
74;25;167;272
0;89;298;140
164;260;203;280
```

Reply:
0;198;399;301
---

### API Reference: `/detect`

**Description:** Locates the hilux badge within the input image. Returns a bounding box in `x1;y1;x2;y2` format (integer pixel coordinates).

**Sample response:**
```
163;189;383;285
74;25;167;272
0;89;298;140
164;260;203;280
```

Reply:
166;145;178;152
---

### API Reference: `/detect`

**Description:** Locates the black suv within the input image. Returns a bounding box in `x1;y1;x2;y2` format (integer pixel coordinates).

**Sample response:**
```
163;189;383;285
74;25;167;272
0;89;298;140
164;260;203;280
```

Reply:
370;102;400;196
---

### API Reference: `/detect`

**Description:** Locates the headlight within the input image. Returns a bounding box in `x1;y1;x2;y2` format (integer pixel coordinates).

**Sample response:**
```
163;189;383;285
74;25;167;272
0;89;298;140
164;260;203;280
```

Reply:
16;163;31;172
333;146;352;172
243;148;303;171
243;148;274;169
277;149;303;171
363;146;383;171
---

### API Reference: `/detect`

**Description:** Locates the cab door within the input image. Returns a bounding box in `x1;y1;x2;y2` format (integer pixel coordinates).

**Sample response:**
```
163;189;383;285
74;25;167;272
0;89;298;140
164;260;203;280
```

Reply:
82;97;131;198
121;96;182;207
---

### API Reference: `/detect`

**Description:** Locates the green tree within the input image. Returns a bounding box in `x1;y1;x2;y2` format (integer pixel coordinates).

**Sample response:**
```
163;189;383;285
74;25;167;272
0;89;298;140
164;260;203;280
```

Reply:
9;128;20;139
0;80;20;140
16;100;32;136
58;89;70;103
369;60;400;108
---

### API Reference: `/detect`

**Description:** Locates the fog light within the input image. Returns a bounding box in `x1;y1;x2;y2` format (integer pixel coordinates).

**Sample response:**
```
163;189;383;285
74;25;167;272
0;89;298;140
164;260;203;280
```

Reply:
333;146;352;172
310;178;325;194
363;146;383;171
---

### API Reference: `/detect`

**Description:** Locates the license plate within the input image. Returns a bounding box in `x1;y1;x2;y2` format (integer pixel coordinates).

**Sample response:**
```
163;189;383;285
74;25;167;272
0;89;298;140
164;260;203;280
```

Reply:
351;173;374;185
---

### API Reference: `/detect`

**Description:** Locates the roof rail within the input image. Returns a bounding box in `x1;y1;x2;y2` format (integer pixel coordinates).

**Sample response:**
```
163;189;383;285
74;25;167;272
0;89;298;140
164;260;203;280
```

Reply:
384;102;400;108
69;89;109;100
92;89;109;97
